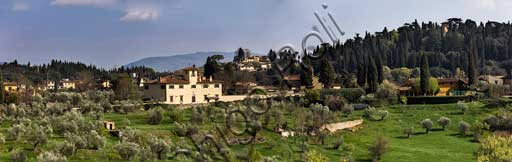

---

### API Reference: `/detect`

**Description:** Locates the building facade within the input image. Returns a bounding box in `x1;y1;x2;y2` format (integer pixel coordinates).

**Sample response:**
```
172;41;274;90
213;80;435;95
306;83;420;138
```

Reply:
142;67;223;105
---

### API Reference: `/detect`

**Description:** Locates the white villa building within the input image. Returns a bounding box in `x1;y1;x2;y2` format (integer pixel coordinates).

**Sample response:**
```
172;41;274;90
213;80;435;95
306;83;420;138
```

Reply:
142;67;223;104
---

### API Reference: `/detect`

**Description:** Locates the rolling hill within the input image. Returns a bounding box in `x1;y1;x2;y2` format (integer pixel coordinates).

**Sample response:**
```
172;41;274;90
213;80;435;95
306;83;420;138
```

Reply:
125;51;235;72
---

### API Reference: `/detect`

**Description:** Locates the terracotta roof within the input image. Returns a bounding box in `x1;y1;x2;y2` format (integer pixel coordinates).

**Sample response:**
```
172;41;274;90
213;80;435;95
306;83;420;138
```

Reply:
182;66;200;72
3;82;17;86
283;75;300;81
158;76;189;84
438;78;467;84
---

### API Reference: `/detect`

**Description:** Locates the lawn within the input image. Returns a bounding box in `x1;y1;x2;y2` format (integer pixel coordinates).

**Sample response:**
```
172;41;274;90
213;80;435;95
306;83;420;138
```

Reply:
0;102;493;162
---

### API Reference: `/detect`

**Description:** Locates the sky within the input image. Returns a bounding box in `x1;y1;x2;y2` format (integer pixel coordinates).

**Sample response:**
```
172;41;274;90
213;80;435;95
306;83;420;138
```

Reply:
1;0;512;68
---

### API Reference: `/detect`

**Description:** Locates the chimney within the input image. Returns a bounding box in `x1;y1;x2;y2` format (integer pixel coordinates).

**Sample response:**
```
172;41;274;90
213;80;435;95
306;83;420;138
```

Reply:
209;76;213;82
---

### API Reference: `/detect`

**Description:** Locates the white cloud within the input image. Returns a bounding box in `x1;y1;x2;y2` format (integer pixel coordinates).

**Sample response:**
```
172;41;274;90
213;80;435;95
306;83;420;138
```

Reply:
120;8;160;22
50;0;117;7
467;0;497;9
12;1;30;11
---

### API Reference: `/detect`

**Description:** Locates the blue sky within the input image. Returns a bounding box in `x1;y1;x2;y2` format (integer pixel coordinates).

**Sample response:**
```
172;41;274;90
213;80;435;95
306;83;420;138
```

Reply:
1;0;512;68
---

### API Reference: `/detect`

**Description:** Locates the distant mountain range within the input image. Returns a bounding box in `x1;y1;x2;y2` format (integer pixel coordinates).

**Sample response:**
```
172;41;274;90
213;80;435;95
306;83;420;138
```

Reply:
125;52;236;72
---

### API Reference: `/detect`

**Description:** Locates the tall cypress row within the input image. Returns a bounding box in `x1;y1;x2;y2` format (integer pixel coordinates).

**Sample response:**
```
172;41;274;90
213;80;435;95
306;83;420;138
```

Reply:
367;57;378;93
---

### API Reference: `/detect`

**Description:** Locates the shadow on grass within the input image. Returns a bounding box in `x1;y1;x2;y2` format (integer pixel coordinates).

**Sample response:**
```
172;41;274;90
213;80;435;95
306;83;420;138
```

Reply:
395;136;411;139
355;159;372;162
413;132;427;135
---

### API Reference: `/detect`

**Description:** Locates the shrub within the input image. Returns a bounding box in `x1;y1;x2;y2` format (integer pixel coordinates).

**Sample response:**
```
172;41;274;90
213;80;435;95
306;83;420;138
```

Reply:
306;150;329;162
459;121;471;136
377;110;389;121
421;119;433;133
341;105;354;117
321;88;365;103
121;118;131;127
10;149;27;162
139;147;156;162
483;115;498;130
115;142;140;161
305;89;321;104
476;135;512;162
375;80;398;100
191;107;204;125
437;117;451;130
37;151;67;162
403;127;413;138
323;95;347;111
456;101;468;114
368;136;389;162
148;107;164;125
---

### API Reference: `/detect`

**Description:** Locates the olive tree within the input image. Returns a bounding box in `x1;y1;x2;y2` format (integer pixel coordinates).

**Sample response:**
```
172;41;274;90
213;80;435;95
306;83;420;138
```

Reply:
149;137;170;160
421;119;433;133
459;121;471;136
368;136;389;162
437;117;451;130
148;107;164;125
86;130;105;150
456;101;468;115
10;149;27;162
56;141;76;157
37;151;67;162
26;125;50;150
403;127;413;138
115;142;140;161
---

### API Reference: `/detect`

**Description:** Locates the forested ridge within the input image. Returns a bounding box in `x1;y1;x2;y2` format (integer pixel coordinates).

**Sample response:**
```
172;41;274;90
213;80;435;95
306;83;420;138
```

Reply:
304;18;512;82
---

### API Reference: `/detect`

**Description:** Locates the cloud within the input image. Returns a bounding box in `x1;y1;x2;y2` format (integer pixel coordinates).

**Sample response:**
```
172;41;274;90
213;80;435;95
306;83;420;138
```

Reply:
468;0;497;9
50;0;117;7
120;8;160;22
12;1;30;11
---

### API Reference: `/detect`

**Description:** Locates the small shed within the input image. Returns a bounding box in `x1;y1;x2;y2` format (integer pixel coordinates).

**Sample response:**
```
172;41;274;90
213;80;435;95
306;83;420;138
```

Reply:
103;121;115;130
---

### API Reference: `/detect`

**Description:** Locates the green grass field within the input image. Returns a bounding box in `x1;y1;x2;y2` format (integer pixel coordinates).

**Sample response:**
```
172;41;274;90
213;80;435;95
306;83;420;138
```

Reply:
0;102;493;162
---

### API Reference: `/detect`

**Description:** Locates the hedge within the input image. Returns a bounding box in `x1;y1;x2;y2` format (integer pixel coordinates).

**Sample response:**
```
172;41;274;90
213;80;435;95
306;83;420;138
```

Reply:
406;96;472;104
321;88;365;103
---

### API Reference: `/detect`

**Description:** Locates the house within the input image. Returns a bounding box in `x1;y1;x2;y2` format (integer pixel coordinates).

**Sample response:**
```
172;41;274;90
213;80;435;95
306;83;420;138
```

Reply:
59;79;76;90
479;75;504;85
283;75;301;91
142;66;223;104
234;82;258;94
235;55;272;72
437;78;467;96
4;82;19;93
101;80;112;89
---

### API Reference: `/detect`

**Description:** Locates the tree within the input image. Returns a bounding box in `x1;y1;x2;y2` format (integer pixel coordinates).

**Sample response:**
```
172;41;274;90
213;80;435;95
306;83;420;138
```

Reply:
367;57;379;93
467;42;478;86
459;121;471;136
113;74;140;100
0;69;4;104
437;117;451;130
233;48;247;62
375;80;398;100
421;119;433;133
368;136;389;162
457;101;468;114
37;151;67;162
204;55;224;78
10;149;27;162
375;55;384;84
115;142;140;161
148;107;164;125
300;64;314;87
86;130;105;150
403;127;413;138
319;59;335;88
420;54;430;95
149;137;170;160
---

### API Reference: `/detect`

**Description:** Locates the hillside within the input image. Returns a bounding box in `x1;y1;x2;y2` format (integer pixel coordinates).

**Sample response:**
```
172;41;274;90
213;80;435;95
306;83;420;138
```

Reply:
125;52;236;72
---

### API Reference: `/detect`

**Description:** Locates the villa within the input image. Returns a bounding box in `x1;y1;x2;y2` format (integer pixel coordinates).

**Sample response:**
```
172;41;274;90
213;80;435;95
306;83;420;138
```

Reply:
142;66;223;104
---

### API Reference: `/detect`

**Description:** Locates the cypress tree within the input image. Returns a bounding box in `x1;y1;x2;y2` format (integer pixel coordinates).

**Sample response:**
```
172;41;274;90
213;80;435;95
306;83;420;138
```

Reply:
367;57;378;93
467;48;478;86
375;55;384;84
0;69;3;104
319;59;335;88
420;54;431;95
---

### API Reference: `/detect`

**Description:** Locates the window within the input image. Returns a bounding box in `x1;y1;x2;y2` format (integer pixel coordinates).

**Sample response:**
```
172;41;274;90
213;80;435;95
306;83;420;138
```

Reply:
214;84;220;88
161;85;166;89
203;84;209;88
144;85;149;90
179;85;184;89
204;95;208;101
215;94;219;98
169;96;173;102
191;85;196;88
170;85;174;89
192;95;196;103
179;95;183;102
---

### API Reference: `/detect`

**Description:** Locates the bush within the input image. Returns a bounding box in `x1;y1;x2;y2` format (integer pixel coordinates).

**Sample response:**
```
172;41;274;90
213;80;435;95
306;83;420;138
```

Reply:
476;135;512;162
10;149;27;162
377;110;389;121
403;127;413;138
306;150;329;162
421;119;433;133
483;115;498;130
56;141;76;157
323;95;347;111
148;107;164;125
368;136;389;162
86;130;105;150
321;88;365;103
375;80;398;100
459;121;471;136
437;117;451;130
305;89;321;104
37;151;67;162
115;142;140;161
456;101;468;114
341;105;354;117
